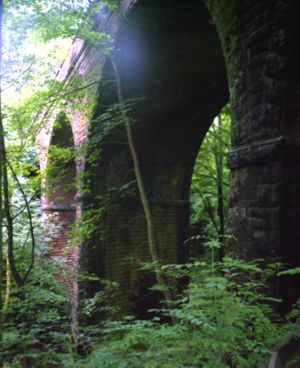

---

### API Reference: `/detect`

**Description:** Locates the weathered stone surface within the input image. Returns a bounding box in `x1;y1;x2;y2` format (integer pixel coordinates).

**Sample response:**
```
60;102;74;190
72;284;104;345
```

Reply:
204;0;300;313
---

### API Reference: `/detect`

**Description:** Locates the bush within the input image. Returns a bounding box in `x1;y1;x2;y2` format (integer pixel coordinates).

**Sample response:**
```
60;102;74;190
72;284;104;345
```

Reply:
3;258;72;367
76;252;299;368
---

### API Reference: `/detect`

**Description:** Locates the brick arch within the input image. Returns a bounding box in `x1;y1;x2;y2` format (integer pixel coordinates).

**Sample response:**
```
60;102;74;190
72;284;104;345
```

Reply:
36;0;300;327
80;0;228;316
37;0;228;317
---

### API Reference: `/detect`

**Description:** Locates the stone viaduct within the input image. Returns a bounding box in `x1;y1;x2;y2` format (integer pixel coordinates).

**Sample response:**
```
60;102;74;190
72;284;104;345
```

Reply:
37;0;300;316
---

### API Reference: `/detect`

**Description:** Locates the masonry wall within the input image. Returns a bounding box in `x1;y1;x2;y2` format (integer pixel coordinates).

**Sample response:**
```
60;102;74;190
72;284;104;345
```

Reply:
204;0;300;307
94;201;189;317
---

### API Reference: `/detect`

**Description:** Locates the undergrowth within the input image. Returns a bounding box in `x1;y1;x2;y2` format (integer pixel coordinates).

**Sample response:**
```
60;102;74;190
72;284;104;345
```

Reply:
3;242;300;367
75;241;300;368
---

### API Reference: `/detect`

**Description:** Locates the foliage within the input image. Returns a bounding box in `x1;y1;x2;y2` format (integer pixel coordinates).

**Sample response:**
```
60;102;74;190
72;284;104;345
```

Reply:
76;250;300;368
190;106;231;240
77;178;137;243
1;2;299;368
2;257;72;367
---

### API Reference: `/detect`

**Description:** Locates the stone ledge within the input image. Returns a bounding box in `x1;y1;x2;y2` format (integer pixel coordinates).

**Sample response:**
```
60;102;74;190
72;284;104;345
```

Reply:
82;195;189;208
42;204;77;212
228;135;286;169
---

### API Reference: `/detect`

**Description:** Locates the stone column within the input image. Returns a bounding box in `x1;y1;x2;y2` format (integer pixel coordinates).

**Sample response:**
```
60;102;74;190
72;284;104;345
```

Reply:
204;0;299;307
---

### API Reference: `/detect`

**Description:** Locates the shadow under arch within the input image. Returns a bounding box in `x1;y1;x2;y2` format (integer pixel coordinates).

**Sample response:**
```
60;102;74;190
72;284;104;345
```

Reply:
82;0;229;317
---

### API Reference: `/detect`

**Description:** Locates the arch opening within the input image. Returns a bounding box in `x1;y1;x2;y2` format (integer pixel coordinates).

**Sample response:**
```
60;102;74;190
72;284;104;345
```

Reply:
46;112;76;210
189;106;231;259
43;112;77;262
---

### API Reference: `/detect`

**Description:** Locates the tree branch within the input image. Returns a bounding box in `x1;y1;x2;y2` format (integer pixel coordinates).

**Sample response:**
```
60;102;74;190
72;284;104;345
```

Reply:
111;56;175;312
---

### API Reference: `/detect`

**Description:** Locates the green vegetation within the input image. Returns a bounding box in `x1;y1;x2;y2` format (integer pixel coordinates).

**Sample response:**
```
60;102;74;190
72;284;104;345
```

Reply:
76;255;300;368
3;258;71;367
190;106;231;242
0;1;299;368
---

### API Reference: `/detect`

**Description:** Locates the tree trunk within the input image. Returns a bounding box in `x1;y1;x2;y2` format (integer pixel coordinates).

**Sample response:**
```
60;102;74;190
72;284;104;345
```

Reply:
4;256;11;313
213;115;225;258
111;57;174;312
0;0;4;365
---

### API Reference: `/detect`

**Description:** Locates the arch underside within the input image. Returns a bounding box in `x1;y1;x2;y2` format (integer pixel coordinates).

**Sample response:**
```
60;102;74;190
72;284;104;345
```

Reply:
82;0;228;315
